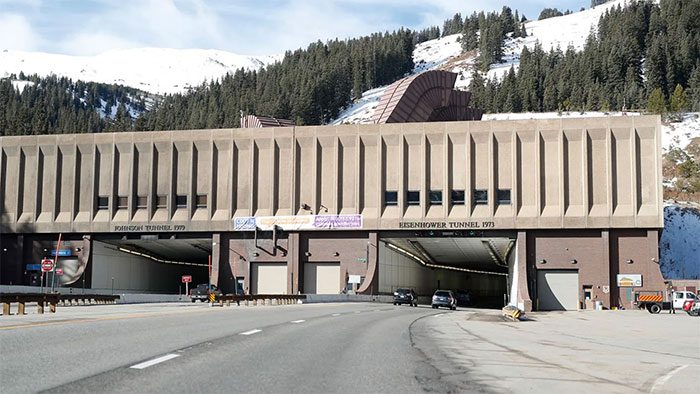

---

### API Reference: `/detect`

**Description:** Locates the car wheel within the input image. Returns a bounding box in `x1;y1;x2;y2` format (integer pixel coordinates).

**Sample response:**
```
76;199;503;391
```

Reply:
432;305;437;309
190;299;195;303
650;304;661;314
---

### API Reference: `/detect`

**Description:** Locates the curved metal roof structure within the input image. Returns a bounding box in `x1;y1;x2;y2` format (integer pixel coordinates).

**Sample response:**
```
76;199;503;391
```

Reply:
370;70;482;124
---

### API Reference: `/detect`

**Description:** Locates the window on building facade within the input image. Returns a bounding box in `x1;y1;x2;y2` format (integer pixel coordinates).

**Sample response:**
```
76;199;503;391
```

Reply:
136;196;148;209
473;189;488;205
117;196;128;209
407;190;420;206
156;195;167;209
451;190;465;205
175;195;187;208
384;191;398;206
196;194;207;208
497;189;511;205
96;196;109;210
429;190;442;205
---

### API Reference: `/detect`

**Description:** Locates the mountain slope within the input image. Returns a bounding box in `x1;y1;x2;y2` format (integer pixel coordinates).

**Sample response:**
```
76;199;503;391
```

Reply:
0;48;280;95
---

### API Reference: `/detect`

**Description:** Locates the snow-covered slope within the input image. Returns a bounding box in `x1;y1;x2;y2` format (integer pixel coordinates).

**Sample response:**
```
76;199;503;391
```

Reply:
0;48;280;95
333;0;639;125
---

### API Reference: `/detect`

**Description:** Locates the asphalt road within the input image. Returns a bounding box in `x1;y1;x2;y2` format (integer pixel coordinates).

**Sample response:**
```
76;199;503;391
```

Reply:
0;303;446;393
2;303;696;393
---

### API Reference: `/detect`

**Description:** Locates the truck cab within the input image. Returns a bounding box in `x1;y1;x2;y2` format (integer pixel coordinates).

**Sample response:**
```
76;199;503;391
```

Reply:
673;291;697;309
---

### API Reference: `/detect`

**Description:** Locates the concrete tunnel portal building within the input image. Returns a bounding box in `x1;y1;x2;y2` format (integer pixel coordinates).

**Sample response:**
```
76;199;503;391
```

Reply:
0;115;665;311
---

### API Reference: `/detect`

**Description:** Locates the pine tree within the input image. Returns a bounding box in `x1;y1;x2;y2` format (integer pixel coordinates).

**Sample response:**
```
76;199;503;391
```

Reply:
669;84;688;113
647;88;666;115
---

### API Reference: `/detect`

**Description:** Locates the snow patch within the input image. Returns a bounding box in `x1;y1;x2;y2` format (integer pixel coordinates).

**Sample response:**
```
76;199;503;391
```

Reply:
663;113;700;152
10;80;35;92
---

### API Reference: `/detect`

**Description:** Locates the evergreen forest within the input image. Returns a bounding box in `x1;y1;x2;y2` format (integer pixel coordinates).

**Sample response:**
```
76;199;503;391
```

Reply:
1;0;699;136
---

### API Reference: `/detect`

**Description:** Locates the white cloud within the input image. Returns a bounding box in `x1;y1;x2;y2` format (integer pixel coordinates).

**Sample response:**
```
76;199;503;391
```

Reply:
0;13;41;51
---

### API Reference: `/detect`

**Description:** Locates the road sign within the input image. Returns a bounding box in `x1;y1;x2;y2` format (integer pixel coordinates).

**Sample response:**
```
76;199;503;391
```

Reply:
56;268;64;276
51;249;71;257
26;264;41;271
348;275;362;284
181;275;192;283
41;259;55;272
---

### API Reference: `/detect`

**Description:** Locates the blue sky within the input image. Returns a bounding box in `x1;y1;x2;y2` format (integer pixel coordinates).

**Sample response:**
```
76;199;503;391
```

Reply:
0;0;589;56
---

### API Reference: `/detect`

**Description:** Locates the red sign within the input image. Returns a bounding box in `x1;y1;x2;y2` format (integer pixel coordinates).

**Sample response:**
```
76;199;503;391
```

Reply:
181;275;192;283
41;259;55;272
56;268;64;276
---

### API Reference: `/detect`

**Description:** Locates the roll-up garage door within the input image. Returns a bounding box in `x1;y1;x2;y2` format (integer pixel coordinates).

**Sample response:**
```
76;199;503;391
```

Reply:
304;263;340;294
251;263;287;294
537;270;579;311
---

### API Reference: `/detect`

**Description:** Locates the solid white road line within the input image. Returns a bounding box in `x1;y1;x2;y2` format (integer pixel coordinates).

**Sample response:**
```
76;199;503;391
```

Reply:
332;313;341;316
434;313;445;317
651;365;689;393
290;320;305;323
239;329;262;336
130;354;180;370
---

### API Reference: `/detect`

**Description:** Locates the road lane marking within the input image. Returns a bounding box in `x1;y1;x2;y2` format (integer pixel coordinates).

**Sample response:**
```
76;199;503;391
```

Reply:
239;329;262;336
332;313;341;316
434;313;445;317
130;354;179;369
290;320;305;324
354;311;361;314
651;365;689;393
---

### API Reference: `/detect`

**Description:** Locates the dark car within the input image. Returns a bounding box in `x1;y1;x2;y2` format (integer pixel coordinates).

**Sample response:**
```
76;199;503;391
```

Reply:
431;290;457;310
393;288;418;306
453;290;475;307
190;283;221;302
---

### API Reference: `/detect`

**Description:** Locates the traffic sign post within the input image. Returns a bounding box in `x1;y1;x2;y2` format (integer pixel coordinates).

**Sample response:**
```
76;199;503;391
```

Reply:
40;259;54;294
182;275;192;296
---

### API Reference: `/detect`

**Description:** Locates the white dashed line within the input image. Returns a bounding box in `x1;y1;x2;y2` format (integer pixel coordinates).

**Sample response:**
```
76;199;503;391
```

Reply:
130;354;180;369
434;313;445;317
290;320;305;324
354;311;361;314
332;313;341;316
239;329;262;336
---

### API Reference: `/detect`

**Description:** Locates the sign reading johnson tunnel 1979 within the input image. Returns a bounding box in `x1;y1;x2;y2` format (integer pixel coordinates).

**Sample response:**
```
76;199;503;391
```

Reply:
113;224;187;232
399;221;495;229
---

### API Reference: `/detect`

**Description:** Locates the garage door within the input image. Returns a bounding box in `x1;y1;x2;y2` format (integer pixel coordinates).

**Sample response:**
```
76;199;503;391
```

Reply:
251;263;287;294
304;263;340;294
537;270;579;311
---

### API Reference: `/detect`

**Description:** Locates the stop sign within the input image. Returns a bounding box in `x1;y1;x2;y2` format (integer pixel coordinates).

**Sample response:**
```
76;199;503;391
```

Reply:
182;275;192;283
41;259;54;272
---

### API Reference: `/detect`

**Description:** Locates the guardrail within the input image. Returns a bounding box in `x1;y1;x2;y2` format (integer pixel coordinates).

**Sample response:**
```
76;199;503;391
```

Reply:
216;294;306;307
1;293;60;315
0;293;120;316
58;294;120;306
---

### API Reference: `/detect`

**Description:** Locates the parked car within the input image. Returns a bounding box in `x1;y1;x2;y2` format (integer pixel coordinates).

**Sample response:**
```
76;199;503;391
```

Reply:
431;290;457;310
190;283;221;302
393;288;418;306
453;290;475;307
683;299;700;316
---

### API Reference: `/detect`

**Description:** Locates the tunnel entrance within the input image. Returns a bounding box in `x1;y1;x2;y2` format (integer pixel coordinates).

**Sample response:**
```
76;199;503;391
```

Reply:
379;231;515;308
91;233;211;294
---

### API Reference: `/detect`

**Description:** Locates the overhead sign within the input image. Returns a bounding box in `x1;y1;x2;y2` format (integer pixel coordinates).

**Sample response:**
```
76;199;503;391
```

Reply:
617;274;642;287
50;249;72;257
181;275;192;283
348;275;362;284
41;259;55;272
234;214;363;231
55;268;64;276
26;264;41;271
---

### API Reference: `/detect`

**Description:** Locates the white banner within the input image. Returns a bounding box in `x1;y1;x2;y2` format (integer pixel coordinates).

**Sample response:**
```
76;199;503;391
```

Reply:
234;214;363;231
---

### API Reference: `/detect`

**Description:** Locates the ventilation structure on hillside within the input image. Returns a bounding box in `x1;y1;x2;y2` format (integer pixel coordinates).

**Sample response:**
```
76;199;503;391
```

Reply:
240;114;295;128
370;70;483;124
